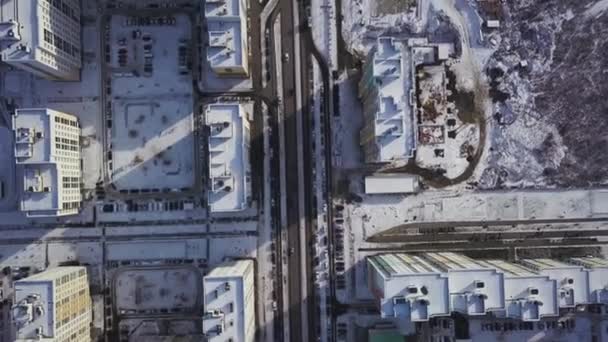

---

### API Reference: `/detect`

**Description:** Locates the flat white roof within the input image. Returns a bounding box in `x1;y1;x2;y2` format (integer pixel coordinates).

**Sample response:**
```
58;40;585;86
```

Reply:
364;174;419;194
368;254;608;323
368;254;450;322
519;259;589;308
13;109;53;163
203;260;254;342
206;103;251;212
369;37;415;161
13;280;55;340
207;21;244;69
570;257;608;304
13;109;63;215
13;267;86;340
205;0;246;71
478;259;558;321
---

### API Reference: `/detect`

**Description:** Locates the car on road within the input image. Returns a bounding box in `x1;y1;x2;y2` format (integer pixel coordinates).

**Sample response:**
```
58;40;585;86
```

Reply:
282;53;289;63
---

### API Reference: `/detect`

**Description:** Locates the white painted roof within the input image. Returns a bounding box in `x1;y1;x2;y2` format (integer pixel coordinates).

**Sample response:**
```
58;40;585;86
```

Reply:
364;174;419;194
206;103;251;212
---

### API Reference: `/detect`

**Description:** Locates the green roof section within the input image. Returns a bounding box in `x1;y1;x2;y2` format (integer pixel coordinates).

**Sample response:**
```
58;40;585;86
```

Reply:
368;329;406;342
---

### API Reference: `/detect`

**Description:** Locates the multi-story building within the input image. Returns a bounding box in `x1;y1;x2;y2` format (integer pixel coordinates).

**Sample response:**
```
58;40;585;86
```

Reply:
206;102;252;212
367;254;449;334
477;259;558;321
205;0;249;76
12;266;92;342
358;37;416;164
13;108;82;217
569;256;608;304
519;258;590;308
202;259;255;342
368;253;608;334
358;37;453;164
422;252;505;316
0;0;82;81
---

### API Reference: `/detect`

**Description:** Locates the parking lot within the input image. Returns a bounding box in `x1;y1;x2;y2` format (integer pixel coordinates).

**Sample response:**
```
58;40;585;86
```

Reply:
0;127;16;212
104;14;196;193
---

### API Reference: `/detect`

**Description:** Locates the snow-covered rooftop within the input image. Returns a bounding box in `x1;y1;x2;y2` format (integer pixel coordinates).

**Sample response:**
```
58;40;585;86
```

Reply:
367;254;450;323
205;0;247;75
423;252;505;315
478;259;558;321
569;257;608;304
13;279;55;340
518;259;589;308
362;37;416;162
206;103;251;212
12;109;75;216
365;174;419;194
203;259;255;342
367;253;608;324
107;14;195;191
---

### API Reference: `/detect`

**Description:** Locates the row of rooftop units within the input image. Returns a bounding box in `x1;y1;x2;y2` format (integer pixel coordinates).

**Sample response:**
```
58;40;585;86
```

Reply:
368;252;608;326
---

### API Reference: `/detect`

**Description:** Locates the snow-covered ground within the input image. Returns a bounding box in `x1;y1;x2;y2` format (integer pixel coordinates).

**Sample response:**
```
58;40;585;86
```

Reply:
310;0;338;69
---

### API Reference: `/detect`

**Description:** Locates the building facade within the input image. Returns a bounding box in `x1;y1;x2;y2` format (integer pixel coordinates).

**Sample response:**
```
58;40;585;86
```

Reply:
202;259;255;342
205;0;249;76
12;266;92;342
0;0;82;81
206;102;252;212
13;108;82;217
367;252;608;335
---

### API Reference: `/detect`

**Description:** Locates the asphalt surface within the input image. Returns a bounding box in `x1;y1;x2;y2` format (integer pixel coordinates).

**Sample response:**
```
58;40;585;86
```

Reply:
264;0;318;339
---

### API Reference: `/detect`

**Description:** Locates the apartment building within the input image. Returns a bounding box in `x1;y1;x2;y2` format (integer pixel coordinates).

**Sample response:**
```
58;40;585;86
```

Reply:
0;0;82;80
12;266;92;342
13;108;82;217
205;0;249;76
202;259;255;342
206;102;252;212
367;252;608;333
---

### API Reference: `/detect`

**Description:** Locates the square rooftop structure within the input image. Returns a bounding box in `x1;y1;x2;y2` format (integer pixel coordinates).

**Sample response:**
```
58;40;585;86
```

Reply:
205;0;249;77
13;266;91;342
422;252;505;316
477;259;558;321
206;103;252;212
569;257;608;304
518;259;590;308
203;260;255;342
358;37;416;163
367;254;450;323
0;0;81;80
13;108;82;217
